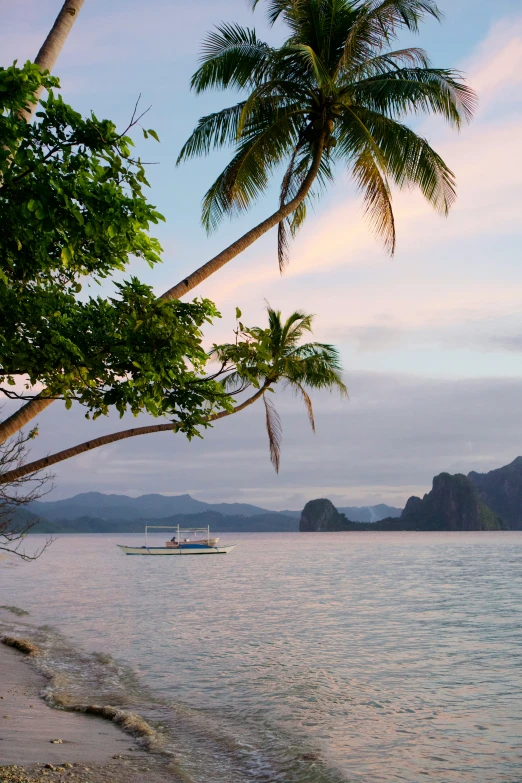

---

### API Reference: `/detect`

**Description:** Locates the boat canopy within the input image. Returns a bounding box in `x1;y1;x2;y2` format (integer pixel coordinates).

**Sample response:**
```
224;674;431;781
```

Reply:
144;525;214;547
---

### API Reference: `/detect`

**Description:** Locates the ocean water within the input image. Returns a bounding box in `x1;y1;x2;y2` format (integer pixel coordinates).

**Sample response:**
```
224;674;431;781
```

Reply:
1;531;522;782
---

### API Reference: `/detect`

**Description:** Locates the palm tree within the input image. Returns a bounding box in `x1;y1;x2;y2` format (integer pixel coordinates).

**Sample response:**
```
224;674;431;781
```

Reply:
164;0;475;299
0;308;346;482
212;306;347;471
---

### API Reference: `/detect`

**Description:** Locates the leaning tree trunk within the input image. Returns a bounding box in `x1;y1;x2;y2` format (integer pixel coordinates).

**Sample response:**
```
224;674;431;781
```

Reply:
0;383;269;483
0;397;55;445
0;1;85;444
19;0;85;122
160;135;326;301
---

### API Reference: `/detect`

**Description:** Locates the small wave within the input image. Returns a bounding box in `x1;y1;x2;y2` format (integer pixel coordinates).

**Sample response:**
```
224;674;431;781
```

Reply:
0;605;30;616
0;613;346;783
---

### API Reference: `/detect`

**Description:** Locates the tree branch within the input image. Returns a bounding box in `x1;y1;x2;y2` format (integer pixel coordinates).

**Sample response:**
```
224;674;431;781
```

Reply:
0;382;270;484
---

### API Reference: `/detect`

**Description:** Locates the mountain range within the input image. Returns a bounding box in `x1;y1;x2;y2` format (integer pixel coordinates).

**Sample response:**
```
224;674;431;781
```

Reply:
27;493;401;533
26;458;522;534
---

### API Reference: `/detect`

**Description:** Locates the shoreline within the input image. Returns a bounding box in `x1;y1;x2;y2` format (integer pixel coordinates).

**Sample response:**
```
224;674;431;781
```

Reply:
0;639;177;783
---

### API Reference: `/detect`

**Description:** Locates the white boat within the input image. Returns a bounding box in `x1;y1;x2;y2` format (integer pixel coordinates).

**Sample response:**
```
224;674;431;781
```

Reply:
117;525;237;556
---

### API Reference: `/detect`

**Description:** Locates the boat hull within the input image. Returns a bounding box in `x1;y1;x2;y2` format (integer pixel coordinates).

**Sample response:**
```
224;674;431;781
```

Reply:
117;544;236;556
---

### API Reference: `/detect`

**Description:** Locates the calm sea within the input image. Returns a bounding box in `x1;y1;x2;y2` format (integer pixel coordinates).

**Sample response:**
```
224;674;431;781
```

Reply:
1;532;522;783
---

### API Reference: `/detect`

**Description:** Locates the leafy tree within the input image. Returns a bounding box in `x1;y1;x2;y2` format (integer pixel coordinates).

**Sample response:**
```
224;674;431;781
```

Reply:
163;0;476;299
0;63;232;441
0;308;347;482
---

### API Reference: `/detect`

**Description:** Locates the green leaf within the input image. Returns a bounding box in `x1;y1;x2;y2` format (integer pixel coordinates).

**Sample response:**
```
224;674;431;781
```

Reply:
235;307;242;319
61;247;73;265
147;129;160;142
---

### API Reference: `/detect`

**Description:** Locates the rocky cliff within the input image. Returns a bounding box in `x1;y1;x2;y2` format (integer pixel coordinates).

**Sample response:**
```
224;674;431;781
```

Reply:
300;474;505;532
395;473;504;531
468;457;522;529
299;499;353;531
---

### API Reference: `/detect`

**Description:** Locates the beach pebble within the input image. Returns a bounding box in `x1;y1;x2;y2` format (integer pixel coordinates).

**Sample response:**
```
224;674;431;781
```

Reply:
44;764;55;770
50;739;63;744
62;763;73;768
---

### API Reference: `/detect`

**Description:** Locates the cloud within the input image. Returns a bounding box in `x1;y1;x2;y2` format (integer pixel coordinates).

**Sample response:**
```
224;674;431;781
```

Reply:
466;16;522;108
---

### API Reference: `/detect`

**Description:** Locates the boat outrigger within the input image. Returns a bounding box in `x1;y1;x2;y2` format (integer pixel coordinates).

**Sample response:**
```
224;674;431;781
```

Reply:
117;525;237;556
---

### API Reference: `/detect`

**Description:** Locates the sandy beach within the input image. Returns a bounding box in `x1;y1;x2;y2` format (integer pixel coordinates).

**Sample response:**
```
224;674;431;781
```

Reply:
0;642;177;783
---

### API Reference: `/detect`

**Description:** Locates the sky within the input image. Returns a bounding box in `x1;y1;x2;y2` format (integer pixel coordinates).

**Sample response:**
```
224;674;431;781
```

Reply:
2;0;522;509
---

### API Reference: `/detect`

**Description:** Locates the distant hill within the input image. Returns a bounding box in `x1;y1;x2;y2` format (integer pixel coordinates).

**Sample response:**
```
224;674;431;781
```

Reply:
29;492;277;522
29;492;402;527
468;457;522;530
31;510;299;535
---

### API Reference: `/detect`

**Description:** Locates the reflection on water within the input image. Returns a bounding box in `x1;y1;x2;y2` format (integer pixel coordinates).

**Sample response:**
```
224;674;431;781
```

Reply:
1;532;522;782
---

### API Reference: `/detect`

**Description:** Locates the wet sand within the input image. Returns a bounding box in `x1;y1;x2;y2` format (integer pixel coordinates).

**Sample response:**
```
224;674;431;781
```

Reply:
0;643;177;782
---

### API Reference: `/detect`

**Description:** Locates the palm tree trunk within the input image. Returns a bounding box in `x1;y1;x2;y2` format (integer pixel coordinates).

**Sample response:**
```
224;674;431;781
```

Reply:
0;397;54;446
19;0;85;122
160;136;326;301
0;384;268;484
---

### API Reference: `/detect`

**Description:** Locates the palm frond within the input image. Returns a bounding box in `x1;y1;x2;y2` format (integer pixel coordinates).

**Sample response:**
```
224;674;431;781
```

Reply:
191;24;274;92
350;67;477;126
176;103;246;163
283;311;315;345
288;200;307;237
346;106;457;214
277;140;305;271
237;78;309;139
201;104;303;231
337;106;396;252
277;147;334;269
288;44;334;89
354;146;396;253
340;46;430;81
339;0;441;73
277;215;291;273
287;343;348;395
263;393;282;472
363;0;443;37
249;0;291;26
293;381;316;432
